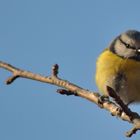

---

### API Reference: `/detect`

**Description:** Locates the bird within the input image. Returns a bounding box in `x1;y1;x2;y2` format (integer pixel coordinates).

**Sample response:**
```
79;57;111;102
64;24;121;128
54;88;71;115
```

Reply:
95;30;140;105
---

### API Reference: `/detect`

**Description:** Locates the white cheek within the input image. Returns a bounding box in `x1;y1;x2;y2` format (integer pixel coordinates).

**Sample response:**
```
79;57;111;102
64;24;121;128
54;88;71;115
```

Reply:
115;44;126;56
115;43;136;58
123;49;136;58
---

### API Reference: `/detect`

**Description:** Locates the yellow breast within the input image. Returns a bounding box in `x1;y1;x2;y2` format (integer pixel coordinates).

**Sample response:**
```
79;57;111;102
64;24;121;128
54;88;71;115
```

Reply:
95;49;140;103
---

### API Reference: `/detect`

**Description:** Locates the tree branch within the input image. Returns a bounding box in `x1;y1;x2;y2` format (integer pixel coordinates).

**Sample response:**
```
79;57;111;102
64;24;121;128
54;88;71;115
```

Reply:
0;60;140;137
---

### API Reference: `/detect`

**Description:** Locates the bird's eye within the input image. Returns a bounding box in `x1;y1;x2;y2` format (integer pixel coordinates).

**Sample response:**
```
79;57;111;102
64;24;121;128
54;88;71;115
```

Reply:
125;43;131;48
119;37;135;49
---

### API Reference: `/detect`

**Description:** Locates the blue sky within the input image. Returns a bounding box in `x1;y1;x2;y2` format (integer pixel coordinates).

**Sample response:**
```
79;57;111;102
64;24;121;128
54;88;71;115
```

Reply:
0;0;140;139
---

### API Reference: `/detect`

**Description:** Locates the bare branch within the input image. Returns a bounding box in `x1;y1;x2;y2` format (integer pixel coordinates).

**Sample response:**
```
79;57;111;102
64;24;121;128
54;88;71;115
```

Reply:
0;60;140;137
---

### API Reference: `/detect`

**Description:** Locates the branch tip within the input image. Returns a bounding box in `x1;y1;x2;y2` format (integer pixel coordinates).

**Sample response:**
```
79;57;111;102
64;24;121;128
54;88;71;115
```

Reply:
5;75;19;85
125;127;138;137
52;64;59;77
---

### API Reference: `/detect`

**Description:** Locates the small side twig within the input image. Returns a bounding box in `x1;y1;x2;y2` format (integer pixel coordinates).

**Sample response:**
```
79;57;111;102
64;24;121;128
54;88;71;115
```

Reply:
52;64;59;77
126;126;138;137
5;74;20;84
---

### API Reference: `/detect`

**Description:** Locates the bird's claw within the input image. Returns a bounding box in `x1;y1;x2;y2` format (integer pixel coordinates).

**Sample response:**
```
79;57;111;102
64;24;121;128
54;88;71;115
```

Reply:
98;95;109;108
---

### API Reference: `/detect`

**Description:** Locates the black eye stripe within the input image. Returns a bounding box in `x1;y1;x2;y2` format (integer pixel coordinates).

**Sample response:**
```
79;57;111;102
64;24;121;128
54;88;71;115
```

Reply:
119;37;136;50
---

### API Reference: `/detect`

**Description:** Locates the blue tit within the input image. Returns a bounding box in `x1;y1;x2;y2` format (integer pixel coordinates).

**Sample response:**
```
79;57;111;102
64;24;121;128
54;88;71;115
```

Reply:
95;30;140;104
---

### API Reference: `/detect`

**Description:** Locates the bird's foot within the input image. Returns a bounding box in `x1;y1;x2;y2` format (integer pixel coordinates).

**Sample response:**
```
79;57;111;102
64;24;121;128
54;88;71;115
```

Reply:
98;95;109;108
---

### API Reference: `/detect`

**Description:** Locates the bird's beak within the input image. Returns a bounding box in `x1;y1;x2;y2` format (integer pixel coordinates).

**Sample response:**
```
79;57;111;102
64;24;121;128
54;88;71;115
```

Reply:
136;49;140;55
137;49;140;53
